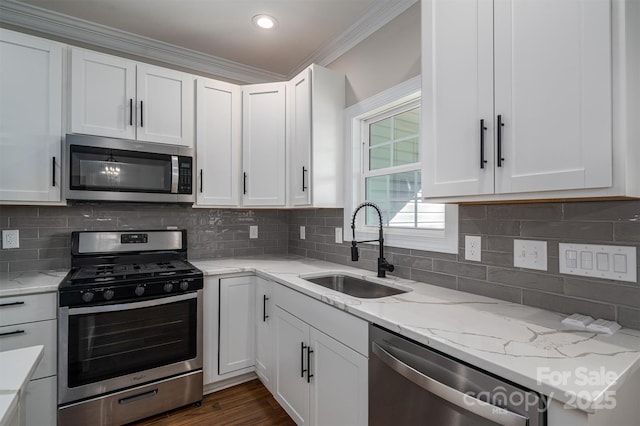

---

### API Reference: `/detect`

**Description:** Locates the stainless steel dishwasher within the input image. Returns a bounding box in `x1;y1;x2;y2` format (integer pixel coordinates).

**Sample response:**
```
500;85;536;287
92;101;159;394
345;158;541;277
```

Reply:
370;324;546;426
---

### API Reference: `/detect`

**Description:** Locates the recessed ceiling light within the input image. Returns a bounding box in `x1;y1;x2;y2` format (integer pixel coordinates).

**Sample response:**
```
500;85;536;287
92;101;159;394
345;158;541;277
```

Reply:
252;14;277;30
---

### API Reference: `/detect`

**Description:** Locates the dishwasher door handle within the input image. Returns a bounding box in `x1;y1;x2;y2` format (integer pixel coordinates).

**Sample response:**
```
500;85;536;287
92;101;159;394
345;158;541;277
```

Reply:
371;343;528;426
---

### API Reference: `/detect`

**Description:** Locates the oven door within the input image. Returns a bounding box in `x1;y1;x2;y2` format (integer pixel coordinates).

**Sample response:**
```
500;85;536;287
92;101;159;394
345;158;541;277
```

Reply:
58;291;203;405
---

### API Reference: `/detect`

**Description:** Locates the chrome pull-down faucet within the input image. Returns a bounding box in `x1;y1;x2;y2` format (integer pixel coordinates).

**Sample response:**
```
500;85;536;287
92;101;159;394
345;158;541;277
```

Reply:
350;202;395;278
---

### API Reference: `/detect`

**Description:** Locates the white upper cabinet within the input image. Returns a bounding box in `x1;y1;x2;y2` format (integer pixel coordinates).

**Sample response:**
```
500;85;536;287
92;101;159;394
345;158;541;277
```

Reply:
288;65;345;207
0;29;62;203
195;78;241;206
242;82;286;206
70;48;194;147
422;0;619;201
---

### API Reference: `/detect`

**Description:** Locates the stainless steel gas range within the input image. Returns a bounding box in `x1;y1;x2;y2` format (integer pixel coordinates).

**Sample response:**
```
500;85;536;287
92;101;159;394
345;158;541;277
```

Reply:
57;229;203;426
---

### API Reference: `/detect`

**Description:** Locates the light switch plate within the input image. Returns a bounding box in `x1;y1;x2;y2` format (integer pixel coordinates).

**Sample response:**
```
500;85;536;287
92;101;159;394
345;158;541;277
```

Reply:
464;236;481;261
2;230;19;249
559;243;636;282
514;239;547;271
249;226;258;239
335;227;343;244
300;226;306;240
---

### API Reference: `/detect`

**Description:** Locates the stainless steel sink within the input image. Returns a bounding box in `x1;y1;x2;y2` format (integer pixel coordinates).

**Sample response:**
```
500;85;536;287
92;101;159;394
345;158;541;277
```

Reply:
302;274;409;299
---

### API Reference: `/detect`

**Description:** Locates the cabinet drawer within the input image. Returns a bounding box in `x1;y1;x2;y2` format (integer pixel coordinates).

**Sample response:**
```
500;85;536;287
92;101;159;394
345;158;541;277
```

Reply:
274;283;368;356
0;293;56;326
25;375;57;426
0;319;57;379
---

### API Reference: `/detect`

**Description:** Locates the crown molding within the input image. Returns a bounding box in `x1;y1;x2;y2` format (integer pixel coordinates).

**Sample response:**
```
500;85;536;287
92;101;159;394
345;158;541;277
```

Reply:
287;0;418;79
0;0;417;83
0;0;286;83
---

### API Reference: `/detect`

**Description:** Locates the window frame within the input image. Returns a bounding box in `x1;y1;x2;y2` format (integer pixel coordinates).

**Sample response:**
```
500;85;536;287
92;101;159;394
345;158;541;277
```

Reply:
342;76;458;253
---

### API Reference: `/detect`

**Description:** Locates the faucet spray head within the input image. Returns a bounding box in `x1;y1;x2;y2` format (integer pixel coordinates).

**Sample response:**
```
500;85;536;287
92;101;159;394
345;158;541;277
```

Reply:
351;241;359;261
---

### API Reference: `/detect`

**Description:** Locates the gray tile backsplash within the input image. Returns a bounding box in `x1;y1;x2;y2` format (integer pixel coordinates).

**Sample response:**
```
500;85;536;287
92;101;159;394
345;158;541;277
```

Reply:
1;200;639;329
288;201;640;329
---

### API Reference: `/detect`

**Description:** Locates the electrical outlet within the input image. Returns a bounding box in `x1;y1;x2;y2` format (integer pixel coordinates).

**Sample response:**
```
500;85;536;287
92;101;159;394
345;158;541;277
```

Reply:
465;235;481;261
249;226;258;239
2;230;19;249
514;239;547;271
300;226;306;240
335;227;343;244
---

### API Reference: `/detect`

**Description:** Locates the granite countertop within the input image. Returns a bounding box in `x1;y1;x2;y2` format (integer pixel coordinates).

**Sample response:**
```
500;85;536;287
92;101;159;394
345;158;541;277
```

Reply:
0;345;44;425
0;270;67;297
191;256;640;414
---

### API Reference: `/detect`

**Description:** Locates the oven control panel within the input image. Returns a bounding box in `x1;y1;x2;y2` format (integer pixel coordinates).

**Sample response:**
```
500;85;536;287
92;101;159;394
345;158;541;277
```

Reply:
59;276;203;307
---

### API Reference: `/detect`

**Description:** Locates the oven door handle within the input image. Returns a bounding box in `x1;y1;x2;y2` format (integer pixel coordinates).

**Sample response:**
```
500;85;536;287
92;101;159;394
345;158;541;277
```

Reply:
371;343;528;426
67;292;197;315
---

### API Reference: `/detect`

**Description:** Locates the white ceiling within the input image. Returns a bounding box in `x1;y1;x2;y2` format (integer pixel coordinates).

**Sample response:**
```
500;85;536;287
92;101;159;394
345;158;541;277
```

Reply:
12;0;391;77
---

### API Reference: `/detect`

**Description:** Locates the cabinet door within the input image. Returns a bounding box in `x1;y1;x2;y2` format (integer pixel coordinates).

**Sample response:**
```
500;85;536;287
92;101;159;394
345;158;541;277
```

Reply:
309;328;368;426
0;319;56;380
0;29;62;203
494;0;611;193
422;0;495;197
255;277;274;391
219;276;255;375
242;83;286;206
136;64;194;147
196;78;241;206
70;48;136;140
25;376;56;426
274;306;310;425
290;68;312;206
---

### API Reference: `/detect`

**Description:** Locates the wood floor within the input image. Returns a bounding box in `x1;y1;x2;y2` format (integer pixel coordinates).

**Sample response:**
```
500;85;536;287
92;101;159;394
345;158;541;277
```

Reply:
131;379;295;426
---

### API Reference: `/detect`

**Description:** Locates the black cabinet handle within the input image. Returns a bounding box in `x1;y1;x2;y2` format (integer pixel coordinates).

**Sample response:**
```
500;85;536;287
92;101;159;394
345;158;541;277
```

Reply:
52;157;56;187
243;172;247;195
0;301;25;308
199;169;203;193
480;119;488;169
140;100;144;127
301;342;307;378
262;295;269;322
306;346;314;383
129;98;133;126
0;329;25;338
302;166;308;192
497;114;504;167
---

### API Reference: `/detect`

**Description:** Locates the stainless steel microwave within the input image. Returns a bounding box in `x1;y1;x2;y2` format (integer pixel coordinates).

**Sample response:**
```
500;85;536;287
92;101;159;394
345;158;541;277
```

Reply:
65;134;194;203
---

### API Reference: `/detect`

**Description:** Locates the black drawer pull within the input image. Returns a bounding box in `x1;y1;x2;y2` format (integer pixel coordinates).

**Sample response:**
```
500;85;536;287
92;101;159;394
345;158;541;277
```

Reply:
302;166;308;191
199;169;203;193
129;98;133;126
140;100;144;127
479;119;488;169
0;329;25;337
306;346;314;383
497;114;505;167
243;172;247;195
0;301;25;307
262;295;269;322
301;342;307;378
52;157;56;187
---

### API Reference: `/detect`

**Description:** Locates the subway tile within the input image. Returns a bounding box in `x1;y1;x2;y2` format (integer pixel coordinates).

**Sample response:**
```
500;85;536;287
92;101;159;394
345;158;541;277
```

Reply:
617;307;640;330
475;251;513;268
486;236;514;253
488;267;564;293
289;247;307;257
613;222;640;243
459;220;520;236
563;200;640;222
0;215;8;228
324;253;352;267
434;259;486;280
410;249;457;261
39;205;92;217
9;216;67;228
315;209;342;217
459;205;487;220
68;216;117;228
410;269;457;290
564;277;640;308
0;249;38;261
218;240;249;249
488;203;563;221
390;265;411;280
263;247;287;255
0;262;7;273
0;206;38;217
523;290;616;321
458;277;522;303
233;247;264;257
394;256;433;271
39;248;70;260
117;216;164;228
324;217;344;227
17;237;68;250
9;258;69;272
520;221;613;242
18;229;39;239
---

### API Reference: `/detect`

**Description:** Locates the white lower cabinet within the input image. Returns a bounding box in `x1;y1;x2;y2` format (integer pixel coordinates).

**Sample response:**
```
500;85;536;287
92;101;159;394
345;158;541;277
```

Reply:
25;376;56;426
255;277;274;391
273;284;368;426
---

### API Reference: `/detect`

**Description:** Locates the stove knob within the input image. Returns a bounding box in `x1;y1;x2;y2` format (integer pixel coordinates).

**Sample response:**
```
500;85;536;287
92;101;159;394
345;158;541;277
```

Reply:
135;285;145;296
163;283;174;293
82;292;94;303
180;281;189;291
103;289;115;300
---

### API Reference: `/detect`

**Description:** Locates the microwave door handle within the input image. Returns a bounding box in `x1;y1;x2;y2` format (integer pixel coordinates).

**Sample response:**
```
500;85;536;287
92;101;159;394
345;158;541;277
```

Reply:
371;343;528;426
171;155;179;193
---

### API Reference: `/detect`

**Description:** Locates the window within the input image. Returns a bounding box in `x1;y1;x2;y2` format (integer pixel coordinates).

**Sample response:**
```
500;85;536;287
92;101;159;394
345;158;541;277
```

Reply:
343;76;458;253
